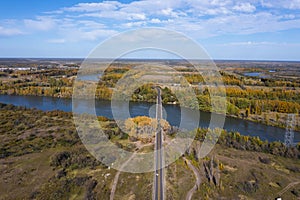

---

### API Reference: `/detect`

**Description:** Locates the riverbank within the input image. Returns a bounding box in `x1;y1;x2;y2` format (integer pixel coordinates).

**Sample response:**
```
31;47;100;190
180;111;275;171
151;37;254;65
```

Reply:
0;92;299;133
1;64;299;133
0;94;299;143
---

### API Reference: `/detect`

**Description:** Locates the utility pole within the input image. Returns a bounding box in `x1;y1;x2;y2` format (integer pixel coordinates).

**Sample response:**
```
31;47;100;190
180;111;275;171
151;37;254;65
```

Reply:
284;114;295;147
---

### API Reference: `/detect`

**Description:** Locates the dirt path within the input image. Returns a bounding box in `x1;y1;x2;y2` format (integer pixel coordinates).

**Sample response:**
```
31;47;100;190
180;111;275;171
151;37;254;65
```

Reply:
109;141;156;200
110;153;136;200
184;158;201;200
277;181;300;197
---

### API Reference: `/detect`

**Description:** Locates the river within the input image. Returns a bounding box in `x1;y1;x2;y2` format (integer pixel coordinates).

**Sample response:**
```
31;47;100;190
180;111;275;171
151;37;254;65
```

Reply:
0;94;299;143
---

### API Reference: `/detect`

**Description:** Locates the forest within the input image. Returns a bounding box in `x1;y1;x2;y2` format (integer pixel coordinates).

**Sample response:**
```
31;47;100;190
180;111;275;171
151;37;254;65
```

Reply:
0;64;299;131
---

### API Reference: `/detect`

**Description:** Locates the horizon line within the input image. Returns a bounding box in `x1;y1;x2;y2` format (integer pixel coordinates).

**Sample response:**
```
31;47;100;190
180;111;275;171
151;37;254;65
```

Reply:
0;57;299;63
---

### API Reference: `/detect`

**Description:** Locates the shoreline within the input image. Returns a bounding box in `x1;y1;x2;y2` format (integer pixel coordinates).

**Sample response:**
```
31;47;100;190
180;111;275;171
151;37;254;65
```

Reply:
0;93;299;133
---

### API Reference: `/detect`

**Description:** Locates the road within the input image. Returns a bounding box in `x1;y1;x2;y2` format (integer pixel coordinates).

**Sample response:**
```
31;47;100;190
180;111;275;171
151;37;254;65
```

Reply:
154;86;164;200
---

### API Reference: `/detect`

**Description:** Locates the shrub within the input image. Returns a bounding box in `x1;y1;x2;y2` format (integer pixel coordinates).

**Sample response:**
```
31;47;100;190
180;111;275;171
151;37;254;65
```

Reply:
258;157;271;164
50;151;71;167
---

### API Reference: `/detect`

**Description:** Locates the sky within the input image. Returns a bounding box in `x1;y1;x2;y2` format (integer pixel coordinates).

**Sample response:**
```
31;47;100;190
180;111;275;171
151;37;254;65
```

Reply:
0;0;300;60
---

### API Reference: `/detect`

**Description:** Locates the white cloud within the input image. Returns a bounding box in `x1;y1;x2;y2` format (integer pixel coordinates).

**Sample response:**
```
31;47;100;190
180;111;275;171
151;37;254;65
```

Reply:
204;7;231;15
80;11;146;21
233;3;256;12
1;0;300;60
206;12;300;35
77;20;107;30
123;21;146;28
47;39;66;43
60;26;118;42
0;26;23;36
220;41;276;46
217;41;300;49
79;29;118;41
24;17;56;31
281;14;296;20
150;18;161;23
130;13;146;20
210;0;233;7
121;0;184;13
260;0;300;9
161;8;179;17
63;1;122;12
288;0;300;9
5;0;300;42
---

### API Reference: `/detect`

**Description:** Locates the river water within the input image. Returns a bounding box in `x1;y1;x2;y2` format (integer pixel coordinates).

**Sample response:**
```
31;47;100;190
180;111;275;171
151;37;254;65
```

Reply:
0;94;299;143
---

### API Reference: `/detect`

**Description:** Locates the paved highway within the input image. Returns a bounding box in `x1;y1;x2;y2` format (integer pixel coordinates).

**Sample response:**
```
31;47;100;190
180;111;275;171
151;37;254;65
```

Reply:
154;86;164;200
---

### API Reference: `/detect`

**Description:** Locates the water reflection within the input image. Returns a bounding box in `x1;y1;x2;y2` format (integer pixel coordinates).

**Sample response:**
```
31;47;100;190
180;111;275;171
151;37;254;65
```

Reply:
0;94;299;143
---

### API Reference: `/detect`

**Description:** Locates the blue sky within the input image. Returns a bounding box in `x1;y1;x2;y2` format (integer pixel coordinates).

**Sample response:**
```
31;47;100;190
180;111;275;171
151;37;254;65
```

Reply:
0;0;300;60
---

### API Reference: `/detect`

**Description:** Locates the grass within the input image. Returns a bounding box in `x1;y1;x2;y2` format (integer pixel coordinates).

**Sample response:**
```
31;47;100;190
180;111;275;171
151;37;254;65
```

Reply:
114;172;153;200
165;158;195;199
0;149;56;200
0;104;299;199
191;145;300;199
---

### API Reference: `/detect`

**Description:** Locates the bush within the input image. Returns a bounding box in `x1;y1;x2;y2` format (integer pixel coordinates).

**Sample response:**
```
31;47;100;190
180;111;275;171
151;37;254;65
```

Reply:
258;157;271;164
236;180;259;194
50;151;71;167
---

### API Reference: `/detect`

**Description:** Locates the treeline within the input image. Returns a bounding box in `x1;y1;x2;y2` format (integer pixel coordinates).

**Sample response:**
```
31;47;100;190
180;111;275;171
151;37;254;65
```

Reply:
194;128;300;159
100;66;130;87
229;97;300;114
256;78;300;88
3;80;300;116
183;72;300;87
15;68;78;78
226;87;300;103
0;85;74;98
1;67;299;118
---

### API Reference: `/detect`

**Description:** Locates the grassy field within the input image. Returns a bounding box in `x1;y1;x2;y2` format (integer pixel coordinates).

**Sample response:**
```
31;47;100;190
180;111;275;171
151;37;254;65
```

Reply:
0;104;299;199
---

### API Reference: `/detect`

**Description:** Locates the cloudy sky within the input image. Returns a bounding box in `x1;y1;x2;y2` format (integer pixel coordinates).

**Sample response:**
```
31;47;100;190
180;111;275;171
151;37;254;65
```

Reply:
0;0;300;60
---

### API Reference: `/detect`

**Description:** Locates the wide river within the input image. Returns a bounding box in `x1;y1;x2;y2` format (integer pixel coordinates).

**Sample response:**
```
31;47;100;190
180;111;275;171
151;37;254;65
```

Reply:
0;94;299;143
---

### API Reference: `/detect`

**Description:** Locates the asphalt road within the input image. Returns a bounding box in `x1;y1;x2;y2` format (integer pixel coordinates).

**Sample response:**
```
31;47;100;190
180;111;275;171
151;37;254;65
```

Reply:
154;86;164;200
